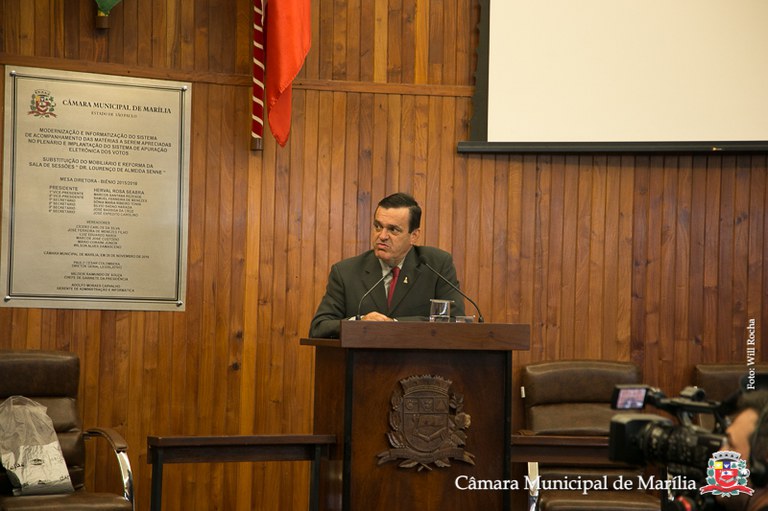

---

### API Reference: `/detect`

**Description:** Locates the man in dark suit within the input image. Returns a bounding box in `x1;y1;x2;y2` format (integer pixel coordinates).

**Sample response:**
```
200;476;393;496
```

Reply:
309;193;466;338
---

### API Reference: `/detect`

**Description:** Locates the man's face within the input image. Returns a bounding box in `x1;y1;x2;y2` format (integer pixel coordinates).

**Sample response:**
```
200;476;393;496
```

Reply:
372;206;420;266
725;408;759;459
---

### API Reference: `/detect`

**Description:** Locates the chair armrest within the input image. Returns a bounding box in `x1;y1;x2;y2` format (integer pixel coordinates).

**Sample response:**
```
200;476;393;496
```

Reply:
85;426;128;451
84;427;134;508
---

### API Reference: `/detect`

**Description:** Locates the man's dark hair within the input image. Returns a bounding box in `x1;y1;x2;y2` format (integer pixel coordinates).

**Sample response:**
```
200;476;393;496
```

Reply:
377;193;421;232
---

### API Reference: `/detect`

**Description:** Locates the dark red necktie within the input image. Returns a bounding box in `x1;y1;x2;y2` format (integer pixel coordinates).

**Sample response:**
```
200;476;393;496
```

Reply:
387;267;400;308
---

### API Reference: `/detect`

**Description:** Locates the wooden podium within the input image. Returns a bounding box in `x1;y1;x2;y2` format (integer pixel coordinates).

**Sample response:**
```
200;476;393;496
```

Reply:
301;321;530;511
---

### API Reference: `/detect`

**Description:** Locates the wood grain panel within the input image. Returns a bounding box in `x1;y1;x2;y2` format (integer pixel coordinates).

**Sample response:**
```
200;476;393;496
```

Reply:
1;0;767;509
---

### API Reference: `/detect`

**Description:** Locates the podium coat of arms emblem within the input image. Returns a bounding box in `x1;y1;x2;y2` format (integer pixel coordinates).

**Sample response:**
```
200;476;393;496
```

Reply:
377;374;475;471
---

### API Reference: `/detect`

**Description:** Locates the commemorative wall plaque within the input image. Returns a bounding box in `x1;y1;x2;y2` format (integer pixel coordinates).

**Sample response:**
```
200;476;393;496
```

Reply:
1;66;191;310
377;374;475;471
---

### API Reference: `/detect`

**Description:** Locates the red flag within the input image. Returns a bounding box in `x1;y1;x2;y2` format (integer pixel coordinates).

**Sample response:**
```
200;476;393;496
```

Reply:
263;0;311;147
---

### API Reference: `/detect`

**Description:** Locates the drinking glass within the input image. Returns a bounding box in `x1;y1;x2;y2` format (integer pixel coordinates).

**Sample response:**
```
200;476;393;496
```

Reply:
429;299;452;322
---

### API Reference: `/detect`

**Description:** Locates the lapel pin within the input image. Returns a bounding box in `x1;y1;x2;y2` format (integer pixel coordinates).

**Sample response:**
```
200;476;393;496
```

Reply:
403;276;408;284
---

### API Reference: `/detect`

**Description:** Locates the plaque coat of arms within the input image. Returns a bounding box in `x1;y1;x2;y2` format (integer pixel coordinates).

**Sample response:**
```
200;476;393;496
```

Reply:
377;374;475;471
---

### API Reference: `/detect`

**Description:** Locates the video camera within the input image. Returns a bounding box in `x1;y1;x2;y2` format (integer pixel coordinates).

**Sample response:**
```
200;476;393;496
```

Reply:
609;385;728;511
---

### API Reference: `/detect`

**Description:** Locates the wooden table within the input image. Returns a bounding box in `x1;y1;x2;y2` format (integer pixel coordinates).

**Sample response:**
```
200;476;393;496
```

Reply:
147;434;336;511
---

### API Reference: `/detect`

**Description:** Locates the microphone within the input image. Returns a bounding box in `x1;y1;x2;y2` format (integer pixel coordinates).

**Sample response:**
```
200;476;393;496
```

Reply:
356;269;393;320
419;257;484;323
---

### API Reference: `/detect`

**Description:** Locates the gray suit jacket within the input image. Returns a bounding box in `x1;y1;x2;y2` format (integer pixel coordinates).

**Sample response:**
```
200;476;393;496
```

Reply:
309;245;466;338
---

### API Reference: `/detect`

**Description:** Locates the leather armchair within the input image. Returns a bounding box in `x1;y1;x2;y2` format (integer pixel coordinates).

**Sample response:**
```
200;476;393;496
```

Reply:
515;360;659;511
693;362;768;431
0;350;133;511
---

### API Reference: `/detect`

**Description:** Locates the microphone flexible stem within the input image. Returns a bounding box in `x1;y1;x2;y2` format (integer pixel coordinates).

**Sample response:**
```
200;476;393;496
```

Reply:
420;259;484;323
356;269;393;320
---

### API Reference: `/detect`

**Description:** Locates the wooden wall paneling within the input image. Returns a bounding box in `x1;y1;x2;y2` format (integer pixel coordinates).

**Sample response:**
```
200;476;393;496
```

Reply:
387;0;403;83
116;0;134;65
199;81;222;451
477;153;495;318
702;158;722;363
533;156;552;354
356;93;374;232
181;90;208;511
77;0;96;60
396;94;414;197
208;0;229;72
559;156;579;356
630;159;649;373
328;91;346;263
673;158;693;384
504;155;523;324
178;0;196;70
423;96;441;244
687;156;707;366
400;0;416;83
62;1;79;58
747;160;767;349
165;0;180;68
51;0;65;57
411;95;429;227
757;159;768;355
300;89;320;340
617;157;635;363
458;154;481;309
441;0;457;84
384;93;402;192
251;129;277;509
642;158;664;387
547;156;565;358
311;91;332;308
333;0;349;80
240;94;264;511
17;1;34;55
449;131;468;290
458;1;476;85
315;0;333;80
373;0;388;82
0;2;19;54
490;157;508;322
103;0;122;63
268;126;290;427
438;97;456;248
413;0;428;83
732;158;751;359
661;159;680;387
32;0;50;57
718;160;736;363
360;0;376;82
346;0;361;80
193;0;210;70
370;93;388;216
519;155;538;341
343;93;363;257
589;157;608;359
221;84;242;511
296;86;319;423
573;158;592;356
420;96;438;246
427;0;443;83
